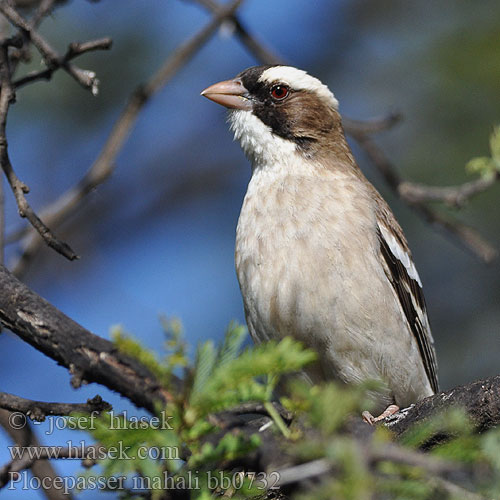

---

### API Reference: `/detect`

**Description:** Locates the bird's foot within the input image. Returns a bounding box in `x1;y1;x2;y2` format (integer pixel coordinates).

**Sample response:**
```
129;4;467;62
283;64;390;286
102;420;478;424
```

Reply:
362;404;400;425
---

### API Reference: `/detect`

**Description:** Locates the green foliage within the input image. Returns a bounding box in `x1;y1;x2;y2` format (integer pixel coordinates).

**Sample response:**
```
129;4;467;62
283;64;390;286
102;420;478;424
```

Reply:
466;125;500;178
284;380;378;437
74;321;316;498
111;316;188;387
399;407;472;449
69;321;500;499
189;334;316;417
287;389;500;500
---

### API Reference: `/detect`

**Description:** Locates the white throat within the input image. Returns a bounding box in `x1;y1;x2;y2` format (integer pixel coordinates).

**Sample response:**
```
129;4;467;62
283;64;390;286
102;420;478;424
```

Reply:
229;109;302;172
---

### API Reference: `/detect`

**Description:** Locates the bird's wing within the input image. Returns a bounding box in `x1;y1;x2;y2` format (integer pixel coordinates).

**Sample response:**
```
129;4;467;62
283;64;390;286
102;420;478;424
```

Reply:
376;209;439;394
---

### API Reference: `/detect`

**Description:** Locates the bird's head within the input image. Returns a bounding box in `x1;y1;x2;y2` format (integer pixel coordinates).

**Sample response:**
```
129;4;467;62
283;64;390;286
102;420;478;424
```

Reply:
201;65;348;169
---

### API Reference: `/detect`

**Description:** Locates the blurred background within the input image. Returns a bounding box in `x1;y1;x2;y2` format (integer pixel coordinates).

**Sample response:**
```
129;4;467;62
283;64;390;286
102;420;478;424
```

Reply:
0;0;499;497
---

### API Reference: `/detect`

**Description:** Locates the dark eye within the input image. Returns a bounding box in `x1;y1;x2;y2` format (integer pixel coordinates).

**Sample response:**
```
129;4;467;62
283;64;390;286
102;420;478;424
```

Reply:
270;84;290;100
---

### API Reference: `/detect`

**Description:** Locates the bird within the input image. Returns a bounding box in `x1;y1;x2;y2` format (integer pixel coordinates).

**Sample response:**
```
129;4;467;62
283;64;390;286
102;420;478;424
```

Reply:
201;65;438;422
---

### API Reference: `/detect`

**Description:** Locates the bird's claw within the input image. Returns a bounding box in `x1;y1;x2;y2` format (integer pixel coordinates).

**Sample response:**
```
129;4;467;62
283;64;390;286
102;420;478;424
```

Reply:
362;404;400;425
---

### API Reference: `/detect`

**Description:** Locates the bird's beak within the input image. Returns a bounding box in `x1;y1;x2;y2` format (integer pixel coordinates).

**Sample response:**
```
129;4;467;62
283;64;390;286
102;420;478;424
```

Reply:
201;78;252;111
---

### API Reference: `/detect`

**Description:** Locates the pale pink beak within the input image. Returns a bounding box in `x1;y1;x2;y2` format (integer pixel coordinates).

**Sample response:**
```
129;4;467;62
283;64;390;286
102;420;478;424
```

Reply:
201;78;252;111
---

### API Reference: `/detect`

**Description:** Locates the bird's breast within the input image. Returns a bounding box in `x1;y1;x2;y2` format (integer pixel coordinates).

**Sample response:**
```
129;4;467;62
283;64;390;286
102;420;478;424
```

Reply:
235;167;379;348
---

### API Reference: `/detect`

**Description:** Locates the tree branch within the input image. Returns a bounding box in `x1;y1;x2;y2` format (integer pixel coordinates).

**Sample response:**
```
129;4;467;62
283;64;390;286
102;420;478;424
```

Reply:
343;112;404;136
187;0;283;64
13;37;112;89
0;43;78;261
0;393;110;421
0;409;73;499
9;0;245;276
274;454;487;500
398;172;500;208
0;258;498;495
0;1;101;93
384;375;500;436
348;121;498;263
0;264;170;412
0;443;102;490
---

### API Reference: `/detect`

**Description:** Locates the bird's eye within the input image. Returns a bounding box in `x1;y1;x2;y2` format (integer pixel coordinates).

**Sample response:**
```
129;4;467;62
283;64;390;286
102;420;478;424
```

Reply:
270;84;290;100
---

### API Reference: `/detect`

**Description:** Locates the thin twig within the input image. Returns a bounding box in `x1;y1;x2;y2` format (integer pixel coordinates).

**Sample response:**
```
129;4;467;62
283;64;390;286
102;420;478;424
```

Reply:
348;124;402;189
398;173;499;207
0;393;111;421
0;409;74;499
65;38;112;58
187;0;283;65
349;124;498;263
274;458;333;487
10;0;245;276
276;457;485;499
8;0;59;74
343;112;403;135
30;0;60;28
428;477;488;500
187;2;498;262
416;203;497;263
0;43;77;260
13;37;112;89
0;444;102;489
369;442;456;475
264;401;290;438
0;1;101;93
141;0;244;96
274;443;479;497
219;401;293;422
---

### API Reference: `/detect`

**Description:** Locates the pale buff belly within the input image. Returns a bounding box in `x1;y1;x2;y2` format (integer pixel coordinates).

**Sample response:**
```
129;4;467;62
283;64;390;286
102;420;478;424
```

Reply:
235;172;433;409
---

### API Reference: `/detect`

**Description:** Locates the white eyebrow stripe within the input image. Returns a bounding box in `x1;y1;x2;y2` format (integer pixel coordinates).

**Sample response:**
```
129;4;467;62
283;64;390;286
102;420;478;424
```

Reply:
378;222;423;287
258;66;339;109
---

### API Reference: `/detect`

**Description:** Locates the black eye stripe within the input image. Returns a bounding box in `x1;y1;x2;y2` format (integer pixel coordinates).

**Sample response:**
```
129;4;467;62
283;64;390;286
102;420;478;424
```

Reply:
238;65;275;94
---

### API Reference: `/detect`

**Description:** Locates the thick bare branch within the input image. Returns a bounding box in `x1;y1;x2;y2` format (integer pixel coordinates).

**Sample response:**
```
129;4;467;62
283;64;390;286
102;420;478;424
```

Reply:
384;375;500;436
0;264;170;412
0;257;498;495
